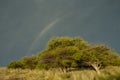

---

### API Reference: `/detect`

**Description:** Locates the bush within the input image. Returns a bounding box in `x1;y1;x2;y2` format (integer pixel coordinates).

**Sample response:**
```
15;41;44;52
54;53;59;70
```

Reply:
20;55;38;69
7;61;25;69
7;55;38;69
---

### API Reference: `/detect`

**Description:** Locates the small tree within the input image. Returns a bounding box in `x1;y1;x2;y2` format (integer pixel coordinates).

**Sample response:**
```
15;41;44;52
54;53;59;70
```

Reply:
81;45;120;74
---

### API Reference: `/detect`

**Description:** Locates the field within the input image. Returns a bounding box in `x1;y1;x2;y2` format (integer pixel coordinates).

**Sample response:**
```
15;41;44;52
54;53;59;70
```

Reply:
0;66;120;80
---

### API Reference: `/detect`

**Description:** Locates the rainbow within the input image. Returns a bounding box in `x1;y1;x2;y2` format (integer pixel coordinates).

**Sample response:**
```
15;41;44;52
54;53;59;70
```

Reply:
26;13;71;55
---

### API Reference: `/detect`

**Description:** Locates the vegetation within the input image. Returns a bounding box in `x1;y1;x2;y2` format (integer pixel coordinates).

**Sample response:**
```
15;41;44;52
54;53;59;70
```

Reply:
7;55;38;70
7;37;120;75
1;66;120;80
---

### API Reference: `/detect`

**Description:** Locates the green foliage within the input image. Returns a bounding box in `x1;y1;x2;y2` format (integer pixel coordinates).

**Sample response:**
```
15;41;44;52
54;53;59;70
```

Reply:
110;57;120;66
46;37;73;50
46;37;88;50
38;37;120;71
72;37;89;50
72;52;83;61
7;55;38;69
7;36;120;72
7;61;25;69
38;45;83;70
20;55;38;69
36;63;49;70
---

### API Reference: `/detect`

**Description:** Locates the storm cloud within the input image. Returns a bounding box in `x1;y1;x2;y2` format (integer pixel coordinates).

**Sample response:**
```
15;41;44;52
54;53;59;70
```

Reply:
0;0;120;66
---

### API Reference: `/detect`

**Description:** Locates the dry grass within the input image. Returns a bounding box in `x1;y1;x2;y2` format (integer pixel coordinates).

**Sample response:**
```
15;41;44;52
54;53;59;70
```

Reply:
0;66;120;80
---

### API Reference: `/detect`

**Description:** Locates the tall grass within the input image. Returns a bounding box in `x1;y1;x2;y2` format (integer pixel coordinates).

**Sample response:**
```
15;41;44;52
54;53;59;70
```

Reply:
0;66;120;80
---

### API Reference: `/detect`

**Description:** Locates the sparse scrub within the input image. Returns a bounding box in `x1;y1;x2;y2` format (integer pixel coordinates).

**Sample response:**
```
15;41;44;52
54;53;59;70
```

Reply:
1;66;120;80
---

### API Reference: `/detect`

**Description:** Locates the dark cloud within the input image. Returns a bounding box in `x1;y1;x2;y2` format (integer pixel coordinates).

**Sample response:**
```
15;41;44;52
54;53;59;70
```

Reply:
0;0;120;66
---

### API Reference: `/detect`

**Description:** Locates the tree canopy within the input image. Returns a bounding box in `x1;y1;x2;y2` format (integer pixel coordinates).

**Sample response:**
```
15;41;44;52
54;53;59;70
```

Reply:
37;37;120;73
7;36;120;73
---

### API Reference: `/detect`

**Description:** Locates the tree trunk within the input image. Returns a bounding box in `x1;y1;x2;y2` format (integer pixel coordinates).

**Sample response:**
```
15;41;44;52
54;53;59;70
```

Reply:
91;64;101;75
60;67;67;73
63;68;67;73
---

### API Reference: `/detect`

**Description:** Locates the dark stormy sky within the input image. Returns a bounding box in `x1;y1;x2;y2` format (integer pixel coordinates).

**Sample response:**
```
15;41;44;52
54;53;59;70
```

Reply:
0;0;120;66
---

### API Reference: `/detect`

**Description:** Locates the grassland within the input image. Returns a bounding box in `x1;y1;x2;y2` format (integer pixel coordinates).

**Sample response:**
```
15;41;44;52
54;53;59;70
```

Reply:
0;66;120;80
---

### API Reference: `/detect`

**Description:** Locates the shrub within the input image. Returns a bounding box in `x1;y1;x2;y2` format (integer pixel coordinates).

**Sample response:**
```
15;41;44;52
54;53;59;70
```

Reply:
7;61;25;69
20;55;38;69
